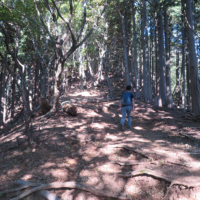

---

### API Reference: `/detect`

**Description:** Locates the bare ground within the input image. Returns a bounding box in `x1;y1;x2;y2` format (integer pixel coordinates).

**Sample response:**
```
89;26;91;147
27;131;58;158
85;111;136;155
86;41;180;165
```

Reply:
1;77;200;200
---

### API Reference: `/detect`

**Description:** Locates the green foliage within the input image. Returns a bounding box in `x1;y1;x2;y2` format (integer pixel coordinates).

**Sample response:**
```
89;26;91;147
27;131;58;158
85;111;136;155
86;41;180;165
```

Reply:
0;0;198;100
0;192;5;198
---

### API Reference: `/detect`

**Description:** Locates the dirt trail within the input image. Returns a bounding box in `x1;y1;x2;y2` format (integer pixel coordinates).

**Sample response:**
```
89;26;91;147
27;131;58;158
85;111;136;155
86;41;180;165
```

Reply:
1;85;200;200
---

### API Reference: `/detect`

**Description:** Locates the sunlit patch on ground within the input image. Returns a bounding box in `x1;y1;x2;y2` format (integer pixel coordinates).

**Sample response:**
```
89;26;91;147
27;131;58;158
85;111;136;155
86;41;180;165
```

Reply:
100;145;117;155
50;168;68;179
0;133;21;144
87;176;101;186
40;162;55;168
97;163;120;173
105;133;119;141
133;126;143;130
90;122;108;129
66;122;83;128
124;176;165;199
68;91;98;97
83;146;99;158
65;158;77;165
21;174;33;181
7;168;20;177
82;155;92;162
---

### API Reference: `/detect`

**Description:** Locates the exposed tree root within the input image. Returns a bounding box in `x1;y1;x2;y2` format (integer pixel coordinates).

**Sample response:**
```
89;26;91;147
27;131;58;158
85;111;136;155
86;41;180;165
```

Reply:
118;168;200;200
2;180;59;200
13;180;60;200
163;182;173;200
179;131;195;141
181;112;200;122
10;181;129;200
2;182;39;194
115;146;190;168
115;145;150;158
118;168;199;187
112;160;156;166
36;109;56;120
113;160;189;168
166;161;190;168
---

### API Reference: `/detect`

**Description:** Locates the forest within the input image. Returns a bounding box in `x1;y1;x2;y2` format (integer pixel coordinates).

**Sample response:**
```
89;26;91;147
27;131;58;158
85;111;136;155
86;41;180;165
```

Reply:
0;0;200;200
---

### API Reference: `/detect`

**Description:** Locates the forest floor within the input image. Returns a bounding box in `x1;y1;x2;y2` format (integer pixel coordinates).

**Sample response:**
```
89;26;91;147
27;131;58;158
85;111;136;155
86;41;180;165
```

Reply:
1;74;200;200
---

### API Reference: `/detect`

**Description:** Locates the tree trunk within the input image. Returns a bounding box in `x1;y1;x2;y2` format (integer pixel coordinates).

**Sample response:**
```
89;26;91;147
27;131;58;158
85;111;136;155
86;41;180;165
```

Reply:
176;37;180;106
61;68;67;95
152;51;155;96
102;56;112;98
122;12;131;87
0;64;5;126
145;26;152;102
155;12;162;107
139;42;142;88
181;0;186;111
28;65;33;111
79;46;87;90
11;66;16;119
73;53;76;69
0;67;2;126
20;65;31;142
164;7;173;108
199;38;200;77
186;0;200;114
121;58;125;77
6;74;13;121
132;0;140;99
125;2;132;85
53;61;63;112
98;50;104;85
150;20;155;97
34;60;40;106
41;65;47;98
141;0;147;101
158;10;167;106
88;56;94;88
4;76;7;123
186;43;191;110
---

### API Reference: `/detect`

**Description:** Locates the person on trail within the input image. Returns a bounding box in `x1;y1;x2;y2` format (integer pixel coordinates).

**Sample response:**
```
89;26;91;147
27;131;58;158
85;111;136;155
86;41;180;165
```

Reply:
119;85;135;131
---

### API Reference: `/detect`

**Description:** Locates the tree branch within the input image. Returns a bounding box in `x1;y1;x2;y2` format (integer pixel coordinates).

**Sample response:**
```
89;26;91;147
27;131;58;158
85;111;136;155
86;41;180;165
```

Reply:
77;2;87;42
33;0;55;43
68;0;73;24
51;0;77;46
44;53;55;75
0;23;25;76
29;29;43;60
63;1;108;61
0;23;14;56
0;52;22;93
0;0;13;12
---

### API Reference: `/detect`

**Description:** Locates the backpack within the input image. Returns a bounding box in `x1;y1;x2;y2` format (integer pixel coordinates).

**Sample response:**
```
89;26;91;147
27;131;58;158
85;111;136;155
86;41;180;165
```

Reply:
122;92;132;106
